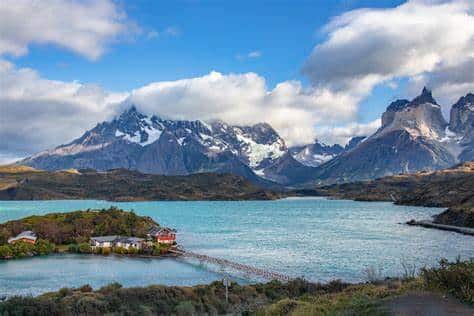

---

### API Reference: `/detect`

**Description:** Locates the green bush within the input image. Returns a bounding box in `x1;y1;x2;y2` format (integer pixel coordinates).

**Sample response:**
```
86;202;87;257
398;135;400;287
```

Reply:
0;240;55;259
68;243;79;253
0;245;13;258
35;239;55;255
77;243;91;254
174;301;196;316
420;257;474;304
112;246;127;255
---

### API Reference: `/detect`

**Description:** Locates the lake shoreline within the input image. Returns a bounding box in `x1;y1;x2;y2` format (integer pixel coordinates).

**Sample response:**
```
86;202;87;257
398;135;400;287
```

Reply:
1;199;471;297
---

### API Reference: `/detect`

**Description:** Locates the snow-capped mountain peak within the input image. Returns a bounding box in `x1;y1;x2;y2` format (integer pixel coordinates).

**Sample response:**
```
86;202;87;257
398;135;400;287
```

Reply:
290;140;343;167
23;106;299;183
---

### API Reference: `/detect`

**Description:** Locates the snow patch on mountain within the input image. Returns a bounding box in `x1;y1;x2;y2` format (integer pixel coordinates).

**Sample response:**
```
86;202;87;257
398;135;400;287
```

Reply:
290;140;343;167
236;133;285;168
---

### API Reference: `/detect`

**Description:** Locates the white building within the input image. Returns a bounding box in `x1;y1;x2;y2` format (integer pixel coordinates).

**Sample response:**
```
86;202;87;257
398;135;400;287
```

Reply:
90;236;145;250
8;231;37;244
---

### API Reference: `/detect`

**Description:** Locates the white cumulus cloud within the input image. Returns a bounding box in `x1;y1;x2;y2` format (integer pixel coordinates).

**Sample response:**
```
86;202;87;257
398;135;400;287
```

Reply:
127;71;360;146
317;119;381;145
302;0;474;107
0;60;127;155
0;0;130;60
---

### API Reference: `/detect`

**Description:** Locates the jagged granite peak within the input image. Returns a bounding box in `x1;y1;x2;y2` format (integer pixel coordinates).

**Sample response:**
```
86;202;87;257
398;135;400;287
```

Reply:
377;87;447;140
21;106;306;185
449;92;474;161
311;88;460;185
386;99;410;112
450;93;474;135
344;136;367;152
290;140;343;167
410;86;438;106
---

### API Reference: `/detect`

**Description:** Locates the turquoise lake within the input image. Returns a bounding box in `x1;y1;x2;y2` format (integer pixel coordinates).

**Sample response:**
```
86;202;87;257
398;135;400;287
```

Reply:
0;198;473;296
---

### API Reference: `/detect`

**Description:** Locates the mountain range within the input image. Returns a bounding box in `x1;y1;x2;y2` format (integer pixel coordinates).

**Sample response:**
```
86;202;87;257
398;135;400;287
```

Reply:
21;88;474;186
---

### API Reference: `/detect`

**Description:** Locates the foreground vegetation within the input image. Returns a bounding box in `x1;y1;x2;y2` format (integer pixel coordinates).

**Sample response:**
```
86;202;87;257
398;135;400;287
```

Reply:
0;208;166;259
0;258;471;315
0;165;281;201
0;239;55;259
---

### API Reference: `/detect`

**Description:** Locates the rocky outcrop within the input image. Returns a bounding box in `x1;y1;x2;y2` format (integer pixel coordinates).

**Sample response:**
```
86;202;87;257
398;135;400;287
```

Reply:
290;141;343;167
449;93;474;161
433;207;474;229
343;136;367;152
312;88;457;184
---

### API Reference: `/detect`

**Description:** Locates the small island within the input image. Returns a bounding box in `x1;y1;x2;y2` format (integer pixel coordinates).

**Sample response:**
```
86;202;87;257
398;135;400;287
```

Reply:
0;207;177;260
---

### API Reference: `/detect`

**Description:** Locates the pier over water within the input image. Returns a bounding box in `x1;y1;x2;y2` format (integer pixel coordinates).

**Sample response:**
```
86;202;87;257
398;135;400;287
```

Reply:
170;248;293;282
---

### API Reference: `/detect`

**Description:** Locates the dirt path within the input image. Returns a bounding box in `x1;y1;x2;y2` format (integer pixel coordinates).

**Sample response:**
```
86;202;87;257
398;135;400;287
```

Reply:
384;292;473;316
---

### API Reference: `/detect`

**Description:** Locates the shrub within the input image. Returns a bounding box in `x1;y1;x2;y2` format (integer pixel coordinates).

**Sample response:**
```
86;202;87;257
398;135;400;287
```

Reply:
363;265;384;284
35;239;55;255
78;243;92;254
68;244;79;253
400;260;417;279
0;245;13;258
174;301;196;316
78;284;93;293
420;257;474;304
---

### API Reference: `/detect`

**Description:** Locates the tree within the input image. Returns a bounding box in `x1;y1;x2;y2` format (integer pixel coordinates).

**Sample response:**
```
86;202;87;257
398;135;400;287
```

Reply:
0;245;13;258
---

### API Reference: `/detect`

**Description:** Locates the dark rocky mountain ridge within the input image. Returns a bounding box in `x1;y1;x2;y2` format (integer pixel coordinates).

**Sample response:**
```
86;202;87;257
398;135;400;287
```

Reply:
20;88;474;186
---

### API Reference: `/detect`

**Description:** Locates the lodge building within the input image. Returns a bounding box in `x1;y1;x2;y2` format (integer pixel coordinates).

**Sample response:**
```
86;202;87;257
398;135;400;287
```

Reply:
7;231;37;244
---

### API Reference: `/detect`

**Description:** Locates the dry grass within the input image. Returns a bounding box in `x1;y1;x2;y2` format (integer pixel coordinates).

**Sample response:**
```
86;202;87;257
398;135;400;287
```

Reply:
0;164;40;173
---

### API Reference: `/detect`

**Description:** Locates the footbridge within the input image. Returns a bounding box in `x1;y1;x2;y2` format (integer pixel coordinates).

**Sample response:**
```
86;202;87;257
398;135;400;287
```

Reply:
170;248;293;282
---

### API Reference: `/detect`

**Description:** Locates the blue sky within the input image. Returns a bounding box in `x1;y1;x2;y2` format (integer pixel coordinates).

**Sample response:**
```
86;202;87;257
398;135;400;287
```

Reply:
1;0;473;161
11;0;405;122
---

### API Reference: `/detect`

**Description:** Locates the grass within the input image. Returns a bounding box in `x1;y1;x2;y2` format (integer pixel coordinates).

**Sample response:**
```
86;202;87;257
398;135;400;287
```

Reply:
0;164;40;173
256;279;423;315
256;258;473;315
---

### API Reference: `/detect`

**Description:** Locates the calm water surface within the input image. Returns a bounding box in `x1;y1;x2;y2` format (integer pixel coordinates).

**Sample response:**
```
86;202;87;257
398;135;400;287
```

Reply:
0;198;472;296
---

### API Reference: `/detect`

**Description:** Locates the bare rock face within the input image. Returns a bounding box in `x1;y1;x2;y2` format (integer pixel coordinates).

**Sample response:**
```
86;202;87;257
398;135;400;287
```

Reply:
376;88;447;140
449;93;474;161
311;88;457;184
450;93;474;138
289;141;344;167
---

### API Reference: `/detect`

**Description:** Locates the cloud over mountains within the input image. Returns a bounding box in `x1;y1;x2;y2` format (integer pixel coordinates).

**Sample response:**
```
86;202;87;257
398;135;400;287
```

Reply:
303;0;474;109
1;0;474;162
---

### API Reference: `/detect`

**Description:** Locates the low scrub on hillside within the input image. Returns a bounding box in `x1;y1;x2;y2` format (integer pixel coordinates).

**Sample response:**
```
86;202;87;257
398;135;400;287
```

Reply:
0;207;158;245
0;167;280;201
434;207;474;228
